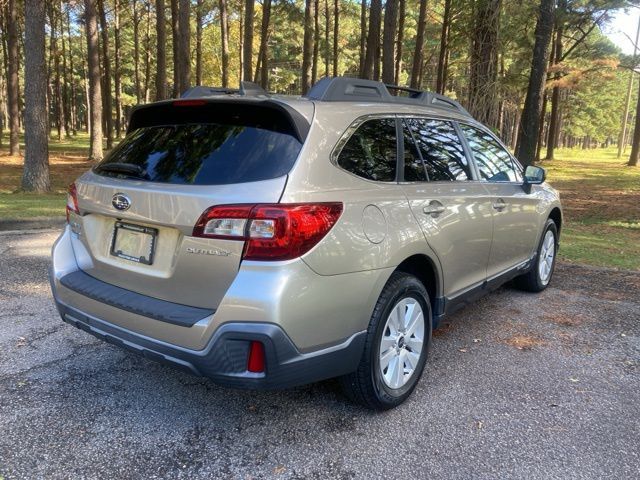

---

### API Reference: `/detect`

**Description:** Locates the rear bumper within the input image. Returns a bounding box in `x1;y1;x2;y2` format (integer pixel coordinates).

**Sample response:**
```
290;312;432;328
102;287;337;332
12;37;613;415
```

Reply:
53;296;366;389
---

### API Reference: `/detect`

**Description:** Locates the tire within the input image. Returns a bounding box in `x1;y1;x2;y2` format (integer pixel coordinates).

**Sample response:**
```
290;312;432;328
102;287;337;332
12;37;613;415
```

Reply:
340;272;432;410
514;219;558;292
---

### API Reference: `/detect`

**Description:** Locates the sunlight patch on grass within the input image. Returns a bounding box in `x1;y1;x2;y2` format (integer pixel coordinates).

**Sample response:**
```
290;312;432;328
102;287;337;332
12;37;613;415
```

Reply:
0;193;66;219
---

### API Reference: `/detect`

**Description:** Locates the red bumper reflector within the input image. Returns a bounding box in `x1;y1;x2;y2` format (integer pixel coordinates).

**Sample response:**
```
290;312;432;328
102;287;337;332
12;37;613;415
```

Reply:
247;341;266;373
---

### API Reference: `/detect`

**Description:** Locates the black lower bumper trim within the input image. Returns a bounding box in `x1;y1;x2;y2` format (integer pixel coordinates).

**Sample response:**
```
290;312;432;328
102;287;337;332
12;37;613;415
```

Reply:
59;270;214;327
55;300;366;390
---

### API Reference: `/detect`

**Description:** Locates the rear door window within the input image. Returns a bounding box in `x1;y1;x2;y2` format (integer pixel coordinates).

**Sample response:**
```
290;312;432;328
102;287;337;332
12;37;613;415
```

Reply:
337;118;397;182
95;106;303;185
405;118;470;181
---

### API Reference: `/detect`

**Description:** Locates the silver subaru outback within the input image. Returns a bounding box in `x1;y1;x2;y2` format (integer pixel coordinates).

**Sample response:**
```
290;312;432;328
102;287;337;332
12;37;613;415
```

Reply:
50;77;562;410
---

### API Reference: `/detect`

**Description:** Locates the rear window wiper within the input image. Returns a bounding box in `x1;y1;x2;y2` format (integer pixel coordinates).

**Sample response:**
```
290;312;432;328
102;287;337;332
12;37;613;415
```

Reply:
95;162;149;179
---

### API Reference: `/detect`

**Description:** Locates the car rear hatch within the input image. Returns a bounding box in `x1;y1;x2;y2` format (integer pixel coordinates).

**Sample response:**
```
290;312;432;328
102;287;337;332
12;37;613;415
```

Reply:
68;99;312;310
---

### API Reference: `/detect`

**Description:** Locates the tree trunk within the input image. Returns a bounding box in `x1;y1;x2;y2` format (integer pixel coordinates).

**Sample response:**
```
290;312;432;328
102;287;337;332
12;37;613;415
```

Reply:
220;0;231;87
312;0;319;85
84;0;104;161
133;0;142;102
629;79;640;165
155;0;167;100
196;0;203;85
22;0;49;192
239;3;244;82
436;0;451;94
80;24;91;132
358;0;367;77
301;0;315;93
325;0;330;76
410;0;427;89
65;3;79;134
170;0;179;96
468;0;501;129
535;92;547;162
256;0;271;89
48;2;67;141
98;0;113;149
176;0;191;94
7;0;19;155
362;0;382;80
394;0;405;85
59;1;72;137
545;0;565;161
143;1;152;101
332;0;339;76
514;0;554;166
113;0;122;135
618;17;640;158
243;0;254;82
381;0;398;85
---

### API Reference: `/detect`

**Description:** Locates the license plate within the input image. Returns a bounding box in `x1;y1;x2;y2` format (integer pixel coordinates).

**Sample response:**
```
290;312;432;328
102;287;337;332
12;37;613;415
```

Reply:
110;221;158;265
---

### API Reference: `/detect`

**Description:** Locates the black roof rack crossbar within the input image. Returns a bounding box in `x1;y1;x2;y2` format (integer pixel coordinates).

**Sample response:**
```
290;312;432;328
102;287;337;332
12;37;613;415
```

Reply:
305;76;470;117
181;81;269;98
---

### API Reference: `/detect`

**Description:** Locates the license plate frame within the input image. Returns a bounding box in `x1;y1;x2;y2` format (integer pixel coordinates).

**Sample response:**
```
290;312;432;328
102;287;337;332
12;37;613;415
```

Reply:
109;221;158;265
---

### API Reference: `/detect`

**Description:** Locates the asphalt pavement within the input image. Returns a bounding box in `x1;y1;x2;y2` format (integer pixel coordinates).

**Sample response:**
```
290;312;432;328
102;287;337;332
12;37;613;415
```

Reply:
0;230;638;479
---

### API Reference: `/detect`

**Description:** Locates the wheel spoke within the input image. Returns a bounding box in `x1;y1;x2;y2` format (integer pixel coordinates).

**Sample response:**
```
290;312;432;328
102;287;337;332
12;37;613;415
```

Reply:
405;336;423;354
405;305;423;337
379;347;395;372
393;353;405;388
389;304;403;334
404;350;420;371
380;335;396;352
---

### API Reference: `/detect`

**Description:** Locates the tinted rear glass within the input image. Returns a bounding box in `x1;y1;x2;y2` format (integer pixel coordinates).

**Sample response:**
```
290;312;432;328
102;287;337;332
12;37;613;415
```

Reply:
95;108;303;185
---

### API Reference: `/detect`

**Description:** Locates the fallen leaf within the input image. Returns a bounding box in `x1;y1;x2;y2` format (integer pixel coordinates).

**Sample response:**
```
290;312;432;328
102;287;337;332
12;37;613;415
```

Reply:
458;348;467;353
274;465;286;475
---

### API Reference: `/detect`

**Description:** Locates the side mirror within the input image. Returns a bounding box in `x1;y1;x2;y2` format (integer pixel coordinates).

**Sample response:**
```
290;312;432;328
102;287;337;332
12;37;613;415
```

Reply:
523;165;545;193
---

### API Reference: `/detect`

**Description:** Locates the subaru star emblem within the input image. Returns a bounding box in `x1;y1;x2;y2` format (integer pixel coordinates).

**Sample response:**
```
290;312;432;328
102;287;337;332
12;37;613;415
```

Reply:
112;193;131;211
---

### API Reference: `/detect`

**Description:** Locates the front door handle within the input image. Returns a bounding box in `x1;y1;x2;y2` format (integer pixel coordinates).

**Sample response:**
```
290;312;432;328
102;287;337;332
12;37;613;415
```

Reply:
423;200;446;217
492;198;507;211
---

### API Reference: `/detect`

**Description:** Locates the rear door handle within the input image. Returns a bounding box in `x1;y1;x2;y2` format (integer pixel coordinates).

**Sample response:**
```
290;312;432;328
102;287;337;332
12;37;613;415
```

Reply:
492;198;507;211
423;200;446;217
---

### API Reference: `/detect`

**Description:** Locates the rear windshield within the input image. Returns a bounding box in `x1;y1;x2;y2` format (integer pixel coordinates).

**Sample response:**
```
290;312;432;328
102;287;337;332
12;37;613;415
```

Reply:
95;110;303;185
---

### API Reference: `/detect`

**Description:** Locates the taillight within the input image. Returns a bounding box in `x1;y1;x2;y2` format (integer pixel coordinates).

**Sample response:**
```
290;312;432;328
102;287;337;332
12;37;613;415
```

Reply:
192;202;343;261
66;182;80;222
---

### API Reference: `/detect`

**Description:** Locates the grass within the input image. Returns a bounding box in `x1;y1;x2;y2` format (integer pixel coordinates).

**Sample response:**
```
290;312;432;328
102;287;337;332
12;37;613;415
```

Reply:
0;134;638;269
0;132;94;218
542;148;640;270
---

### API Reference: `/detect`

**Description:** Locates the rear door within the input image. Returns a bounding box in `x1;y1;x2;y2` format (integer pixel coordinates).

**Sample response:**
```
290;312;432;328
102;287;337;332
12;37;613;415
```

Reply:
458;123;541;278
399;117;494;298
71;100;307;309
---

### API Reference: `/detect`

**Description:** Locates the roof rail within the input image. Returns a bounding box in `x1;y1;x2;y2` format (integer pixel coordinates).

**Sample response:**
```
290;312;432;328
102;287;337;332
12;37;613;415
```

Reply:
181;81;269;99
305;76;470;117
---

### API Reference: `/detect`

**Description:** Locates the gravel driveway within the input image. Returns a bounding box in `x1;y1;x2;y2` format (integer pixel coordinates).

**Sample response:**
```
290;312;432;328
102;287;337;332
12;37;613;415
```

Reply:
1;230;638;479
